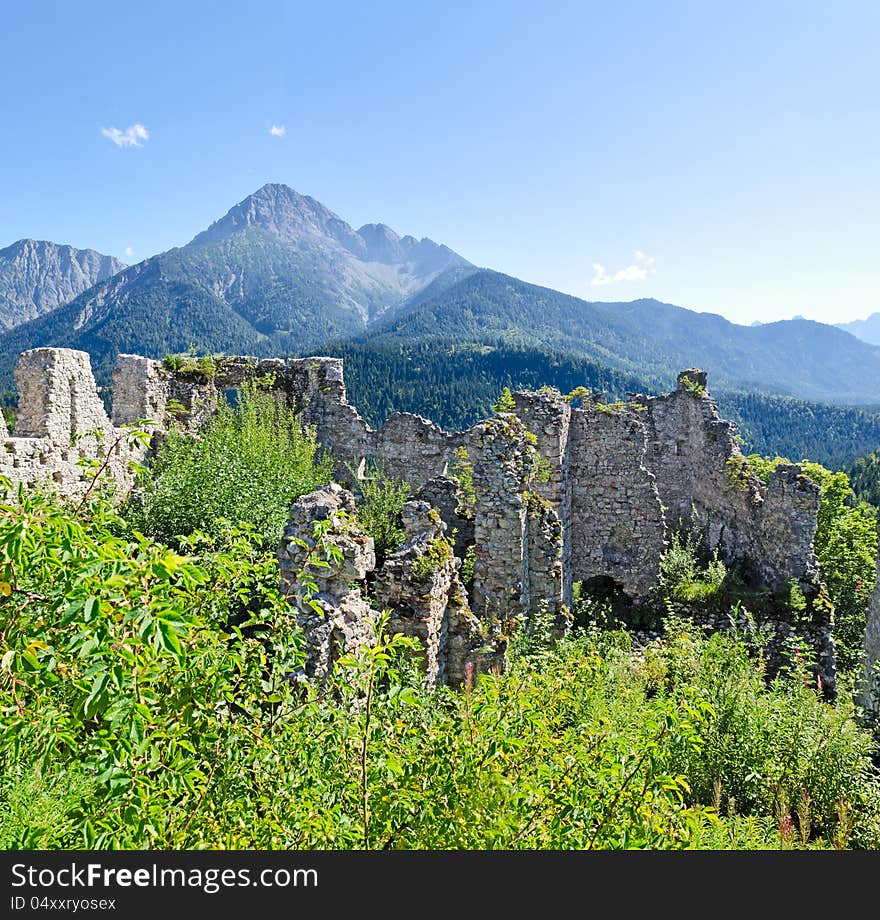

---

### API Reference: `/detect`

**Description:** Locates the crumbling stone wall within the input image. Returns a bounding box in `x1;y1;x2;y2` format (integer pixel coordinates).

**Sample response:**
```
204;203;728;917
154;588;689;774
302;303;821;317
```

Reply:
413;476;474;556
512;389;573;608
567;403;666;597
6;347;846;692
373;500;493;687
467;413;532;623
280;488;496;687
640;370;820;593
277;484;378;683
1;348;146;498
859;545;880;723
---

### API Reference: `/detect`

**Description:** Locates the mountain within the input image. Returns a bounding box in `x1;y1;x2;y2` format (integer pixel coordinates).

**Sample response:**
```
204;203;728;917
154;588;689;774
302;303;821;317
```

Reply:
3;183;880;415
344;269;880;404
837;313;880;347
0;184;471;384
0;239;125;330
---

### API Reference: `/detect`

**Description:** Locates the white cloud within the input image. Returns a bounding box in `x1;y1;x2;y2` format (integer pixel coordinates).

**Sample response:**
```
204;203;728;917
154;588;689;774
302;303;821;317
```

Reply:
124;246;134;258
269;124;286;137
591;250;656;286
101;124;149;148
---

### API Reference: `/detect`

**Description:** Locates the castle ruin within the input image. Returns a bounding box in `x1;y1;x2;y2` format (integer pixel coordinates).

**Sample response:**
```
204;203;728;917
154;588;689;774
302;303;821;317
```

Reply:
1;347;843;695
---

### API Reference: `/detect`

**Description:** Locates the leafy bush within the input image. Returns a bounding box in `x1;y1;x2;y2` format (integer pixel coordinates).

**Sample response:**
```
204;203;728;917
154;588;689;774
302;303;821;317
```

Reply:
355;469;410;565
644;619;880;848
2;484;878;850
658;530;728;602
129;384;333;547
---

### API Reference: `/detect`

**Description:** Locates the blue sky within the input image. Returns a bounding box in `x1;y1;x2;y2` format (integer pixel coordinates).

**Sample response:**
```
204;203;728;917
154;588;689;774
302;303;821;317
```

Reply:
1;0;877;326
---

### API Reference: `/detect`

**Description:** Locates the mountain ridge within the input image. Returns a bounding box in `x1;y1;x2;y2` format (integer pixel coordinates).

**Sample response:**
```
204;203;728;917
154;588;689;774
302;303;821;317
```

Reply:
0;239;126;330
2;183;880;412
837;312;880;347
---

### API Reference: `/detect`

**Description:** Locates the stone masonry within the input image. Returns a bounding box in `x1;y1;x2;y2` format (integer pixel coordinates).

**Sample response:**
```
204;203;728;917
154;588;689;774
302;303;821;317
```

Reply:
3;348;850;692
277;484;378;683
373;500;493;688
859;545;880;723
2;348;147;498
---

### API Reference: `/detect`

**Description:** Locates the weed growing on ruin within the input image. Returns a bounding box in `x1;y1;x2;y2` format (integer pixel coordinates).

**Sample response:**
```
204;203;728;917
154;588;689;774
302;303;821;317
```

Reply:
679;374;707;398
451;446;476;515
658;530;728;602
492;387;517;413
162;352;218;381
564;385;591;404
410;535;454;580
355;466;410;565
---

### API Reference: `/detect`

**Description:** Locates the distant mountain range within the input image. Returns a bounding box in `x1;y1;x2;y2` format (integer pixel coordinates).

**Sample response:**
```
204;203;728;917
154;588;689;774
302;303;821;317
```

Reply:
2;181;880;467
0;184;470;382
343;269;880;404
0;239;125;330
837;313;880;347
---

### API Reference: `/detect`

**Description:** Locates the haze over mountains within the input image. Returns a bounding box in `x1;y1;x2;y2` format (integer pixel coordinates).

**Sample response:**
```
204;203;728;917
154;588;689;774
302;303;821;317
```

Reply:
0;239;125;330
837;313;880;347
2;182;880;427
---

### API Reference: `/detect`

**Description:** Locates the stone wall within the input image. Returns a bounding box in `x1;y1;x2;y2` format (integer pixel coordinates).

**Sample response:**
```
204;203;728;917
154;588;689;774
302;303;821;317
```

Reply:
4;347;844;693
468;414;531;623
640;370;820;593
373;500;493;687
2;348;146;499
281;488;496;688
277;484;378;683
567;403;667;597
859;545;880;723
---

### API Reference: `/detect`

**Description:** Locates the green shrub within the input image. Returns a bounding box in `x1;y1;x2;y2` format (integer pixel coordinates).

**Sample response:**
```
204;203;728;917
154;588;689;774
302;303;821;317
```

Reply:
356;469;410;565
645;619;880;847
2;484;878;850
658;530;727;602
129;384;333;547
451;446;476;515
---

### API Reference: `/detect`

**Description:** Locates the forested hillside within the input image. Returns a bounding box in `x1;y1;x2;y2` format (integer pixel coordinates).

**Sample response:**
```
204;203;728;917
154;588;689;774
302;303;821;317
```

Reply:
331;340;880;469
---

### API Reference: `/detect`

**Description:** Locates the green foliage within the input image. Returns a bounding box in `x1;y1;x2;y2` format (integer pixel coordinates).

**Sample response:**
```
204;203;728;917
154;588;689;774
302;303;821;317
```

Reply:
460;544;477;587
849;448;880;508
162;351;218;381
336;342;650;433
564;385;591;404
720;392;880;470
493;386;517;413
724;455;755;492
355;469;410;565
745;455;878;676
532;451;551;484
451;446;476;515
658;530;728;603
1;486;878;850
643;619;880;848
129;384;333;547
410;535;454;580
0;483;299;848
594;400;627;415
679;374;707;397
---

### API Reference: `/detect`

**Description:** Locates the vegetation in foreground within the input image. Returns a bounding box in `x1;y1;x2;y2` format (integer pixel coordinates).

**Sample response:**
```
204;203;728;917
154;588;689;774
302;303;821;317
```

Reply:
2;488;879;849
1;390;879;850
